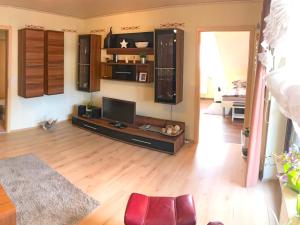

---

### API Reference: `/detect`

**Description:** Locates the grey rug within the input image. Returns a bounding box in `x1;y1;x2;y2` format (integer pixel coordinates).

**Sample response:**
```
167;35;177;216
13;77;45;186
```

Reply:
0;154;99;225
204;102;224;115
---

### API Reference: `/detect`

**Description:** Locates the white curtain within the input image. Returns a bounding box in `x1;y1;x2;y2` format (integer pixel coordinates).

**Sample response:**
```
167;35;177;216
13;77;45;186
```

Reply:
260;0;300;133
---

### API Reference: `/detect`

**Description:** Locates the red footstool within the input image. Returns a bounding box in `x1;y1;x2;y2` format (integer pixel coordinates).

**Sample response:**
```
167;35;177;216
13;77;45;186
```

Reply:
124;193;196;225
207;222;224;225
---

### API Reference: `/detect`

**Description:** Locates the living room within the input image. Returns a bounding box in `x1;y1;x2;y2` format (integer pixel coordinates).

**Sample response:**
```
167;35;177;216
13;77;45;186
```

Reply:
1;0;300;224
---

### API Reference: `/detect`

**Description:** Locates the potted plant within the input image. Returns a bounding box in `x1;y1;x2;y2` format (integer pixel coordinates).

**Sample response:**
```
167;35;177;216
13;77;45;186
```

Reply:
241;128;250;158
277;145;300;193
86;101;94;118
139;52;147;64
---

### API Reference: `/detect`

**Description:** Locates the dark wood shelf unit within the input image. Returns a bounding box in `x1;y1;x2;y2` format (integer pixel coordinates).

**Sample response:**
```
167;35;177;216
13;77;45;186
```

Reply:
44;30;64;95
105;31;153;48
101;61;154;83
105;60;152;66
154;28;184;105
77;34;101;92
18;28;45;98
72;114;185;154
105;48;154;55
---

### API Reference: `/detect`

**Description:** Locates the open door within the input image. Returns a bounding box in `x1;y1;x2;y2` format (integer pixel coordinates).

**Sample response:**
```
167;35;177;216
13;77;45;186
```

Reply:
245;0;271;187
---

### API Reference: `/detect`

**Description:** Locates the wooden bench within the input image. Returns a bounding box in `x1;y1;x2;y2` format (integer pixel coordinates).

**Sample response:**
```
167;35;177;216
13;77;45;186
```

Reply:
0;185;16;225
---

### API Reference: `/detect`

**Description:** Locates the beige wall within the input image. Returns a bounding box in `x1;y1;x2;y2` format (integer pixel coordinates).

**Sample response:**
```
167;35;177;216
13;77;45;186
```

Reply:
216;31;250;92
85;2;262;140
201;31;250;99
0;34;6;99
0;2;262;137
0;6;90;131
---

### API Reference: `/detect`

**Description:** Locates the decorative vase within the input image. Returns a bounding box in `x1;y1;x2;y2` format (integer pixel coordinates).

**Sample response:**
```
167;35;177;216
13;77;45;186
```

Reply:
113;54;118;63
241;130;249;158
141;57;146;64
104;27;113;49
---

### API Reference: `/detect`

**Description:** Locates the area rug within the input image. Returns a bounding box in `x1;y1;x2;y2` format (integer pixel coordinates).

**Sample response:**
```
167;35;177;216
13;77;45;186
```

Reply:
0;154;99;225
203;102;224;115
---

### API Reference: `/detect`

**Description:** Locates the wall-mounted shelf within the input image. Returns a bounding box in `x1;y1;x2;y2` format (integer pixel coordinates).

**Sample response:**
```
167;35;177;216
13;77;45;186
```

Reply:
106;61;151;66
105;48;154;55
101;61;154;83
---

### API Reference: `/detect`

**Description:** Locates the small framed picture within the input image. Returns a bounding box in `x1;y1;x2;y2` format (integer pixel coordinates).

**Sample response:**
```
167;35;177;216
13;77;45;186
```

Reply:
139;72;147;82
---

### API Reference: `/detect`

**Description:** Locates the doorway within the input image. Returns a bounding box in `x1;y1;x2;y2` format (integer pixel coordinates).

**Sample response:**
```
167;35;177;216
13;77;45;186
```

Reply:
200;31;250;144
0;29;8;132
195;26;256;144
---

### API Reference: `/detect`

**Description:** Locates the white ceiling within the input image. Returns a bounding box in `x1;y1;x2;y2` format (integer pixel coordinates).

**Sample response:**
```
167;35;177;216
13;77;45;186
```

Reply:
0;0;258;19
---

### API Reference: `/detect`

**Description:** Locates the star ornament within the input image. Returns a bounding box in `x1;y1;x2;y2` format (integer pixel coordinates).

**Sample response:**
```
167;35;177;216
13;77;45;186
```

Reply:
120;39;128;48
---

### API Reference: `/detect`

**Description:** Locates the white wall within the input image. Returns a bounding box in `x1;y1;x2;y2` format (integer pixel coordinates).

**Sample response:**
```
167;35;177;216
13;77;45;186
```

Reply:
0;6;90;131
200;31;250;99
263;98;287;180
85;2;262;140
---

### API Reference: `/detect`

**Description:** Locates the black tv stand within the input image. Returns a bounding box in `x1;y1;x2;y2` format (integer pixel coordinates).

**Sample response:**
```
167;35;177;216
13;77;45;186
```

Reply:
109;121;127;129
72;115;185;154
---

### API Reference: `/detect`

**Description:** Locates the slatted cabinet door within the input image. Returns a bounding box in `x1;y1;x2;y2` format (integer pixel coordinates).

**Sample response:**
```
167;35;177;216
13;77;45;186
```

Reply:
18;29;45;98
45;30;64;95
89;35;101;92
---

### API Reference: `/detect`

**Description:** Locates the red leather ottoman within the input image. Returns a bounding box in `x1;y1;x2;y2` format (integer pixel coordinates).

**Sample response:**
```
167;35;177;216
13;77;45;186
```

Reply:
207;222;224;225
124;193;196;225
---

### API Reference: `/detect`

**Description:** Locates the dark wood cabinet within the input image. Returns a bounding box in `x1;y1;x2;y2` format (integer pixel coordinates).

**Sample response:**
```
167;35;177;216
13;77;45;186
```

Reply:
44;30;64;95
18;28;45;98
78;34;101;92
72;115;185;154
101;61;154;83
154;29;184;104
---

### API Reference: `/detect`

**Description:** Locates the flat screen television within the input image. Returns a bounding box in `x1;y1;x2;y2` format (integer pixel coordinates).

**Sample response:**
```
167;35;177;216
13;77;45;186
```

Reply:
102;97;136;125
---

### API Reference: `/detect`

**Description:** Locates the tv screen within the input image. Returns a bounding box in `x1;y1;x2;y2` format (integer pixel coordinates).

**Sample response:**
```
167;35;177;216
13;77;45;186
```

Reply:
102;97;136;124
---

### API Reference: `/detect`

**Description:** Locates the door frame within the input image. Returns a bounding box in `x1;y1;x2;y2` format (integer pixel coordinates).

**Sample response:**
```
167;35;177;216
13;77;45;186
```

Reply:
194;25;257;143
0;25;12;132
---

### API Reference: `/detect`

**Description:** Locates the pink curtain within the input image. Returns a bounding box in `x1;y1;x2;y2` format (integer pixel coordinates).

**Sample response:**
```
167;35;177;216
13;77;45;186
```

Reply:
246;0;271;187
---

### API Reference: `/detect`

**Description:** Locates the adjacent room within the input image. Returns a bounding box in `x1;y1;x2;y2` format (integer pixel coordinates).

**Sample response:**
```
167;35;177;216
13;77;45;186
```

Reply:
199;30;251;146
0;0;299;225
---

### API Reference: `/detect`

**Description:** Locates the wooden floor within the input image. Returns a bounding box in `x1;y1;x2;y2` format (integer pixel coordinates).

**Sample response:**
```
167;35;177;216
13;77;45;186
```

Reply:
200;99;244;144
0;111;280;224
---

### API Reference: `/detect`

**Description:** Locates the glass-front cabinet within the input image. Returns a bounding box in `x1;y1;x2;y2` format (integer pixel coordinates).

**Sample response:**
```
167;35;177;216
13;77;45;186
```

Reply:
155;29;184;104
77;34;101;92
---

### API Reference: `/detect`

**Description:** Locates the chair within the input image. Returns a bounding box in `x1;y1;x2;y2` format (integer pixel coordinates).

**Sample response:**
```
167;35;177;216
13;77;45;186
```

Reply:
124;193;196;225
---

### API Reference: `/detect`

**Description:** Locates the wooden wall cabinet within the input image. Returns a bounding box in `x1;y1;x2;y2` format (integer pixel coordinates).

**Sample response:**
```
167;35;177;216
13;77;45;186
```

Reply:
78;34;101;92
154;28;184;104
101;61;154;83
18;28;45;98
44;30;64;95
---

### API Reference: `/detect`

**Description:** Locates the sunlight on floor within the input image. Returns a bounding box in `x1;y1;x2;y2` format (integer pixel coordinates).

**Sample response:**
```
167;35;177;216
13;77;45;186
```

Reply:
196;99;281;224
